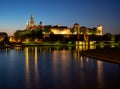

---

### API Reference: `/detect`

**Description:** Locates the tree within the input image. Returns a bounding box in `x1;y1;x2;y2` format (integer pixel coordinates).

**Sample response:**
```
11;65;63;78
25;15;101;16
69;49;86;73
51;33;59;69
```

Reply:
14;30;25;40
115;34;120;42
89;34;96;41
103;33;112;41
0;32;9;46
44;28;50;33
35;29;43;39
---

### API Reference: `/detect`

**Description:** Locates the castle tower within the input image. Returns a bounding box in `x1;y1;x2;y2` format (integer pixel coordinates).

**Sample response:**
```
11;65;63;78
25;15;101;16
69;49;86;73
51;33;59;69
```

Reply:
73;23;80;34
97;25;103;35
30;14;34;27
73;23;80;39
39;21;42;28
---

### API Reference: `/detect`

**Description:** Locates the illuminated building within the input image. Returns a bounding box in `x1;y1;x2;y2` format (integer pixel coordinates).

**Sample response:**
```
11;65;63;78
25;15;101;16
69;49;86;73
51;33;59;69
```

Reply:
25;15;102;36
80;26;102;35
30;14;34;27
50;25;71;34
25;15;71;35
9;36;16;42
97;25;103;35
26;15;41;30
72;23;80;34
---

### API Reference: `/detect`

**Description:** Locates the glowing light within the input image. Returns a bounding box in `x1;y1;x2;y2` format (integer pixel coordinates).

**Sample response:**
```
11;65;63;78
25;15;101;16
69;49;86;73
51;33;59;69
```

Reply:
111;42;115;48
34;47;39;83
100;42;104;48
35;38;39;42
97;25;103;35
0;37;4;41
18;39;20;42
97;61;104;88
51;29;71;34
26;39;29;42
25;47;31;88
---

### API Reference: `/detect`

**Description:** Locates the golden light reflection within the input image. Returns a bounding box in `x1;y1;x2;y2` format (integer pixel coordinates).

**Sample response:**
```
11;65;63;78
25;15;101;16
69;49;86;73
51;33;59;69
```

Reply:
83;45;88;51
90;45;96;49
25;47;31;89
35;47;38;68
25;47;40;89
34;47;39;86
76;45;89;51
100;42;104;48
52;50;70;84
74;47;84;68
76;45;83;51
52;51;58;80
97;60;104;88
111;42;115;48
86;57;89;62
60;50;70;85
75;41;96;51
80;57;83;68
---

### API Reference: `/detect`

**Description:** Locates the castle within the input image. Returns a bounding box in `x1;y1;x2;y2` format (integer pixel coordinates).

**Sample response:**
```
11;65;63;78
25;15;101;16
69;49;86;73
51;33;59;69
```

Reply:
26;15;103;35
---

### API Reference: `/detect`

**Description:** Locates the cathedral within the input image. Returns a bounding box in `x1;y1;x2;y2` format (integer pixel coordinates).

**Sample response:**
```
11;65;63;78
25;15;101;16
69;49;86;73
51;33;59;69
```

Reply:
25;15;71;34
26;15;43;30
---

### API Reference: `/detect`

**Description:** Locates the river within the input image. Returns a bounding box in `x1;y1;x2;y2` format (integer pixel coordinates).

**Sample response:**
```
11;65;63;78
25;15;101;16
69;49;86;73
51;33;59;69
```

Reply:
0;46;120;89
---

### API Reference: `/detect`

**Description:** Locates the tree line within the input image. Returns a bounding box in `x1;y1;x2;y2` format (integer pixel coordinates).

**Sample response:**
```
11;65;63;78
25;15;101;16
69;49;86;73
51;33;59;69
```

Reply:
13;29;120;43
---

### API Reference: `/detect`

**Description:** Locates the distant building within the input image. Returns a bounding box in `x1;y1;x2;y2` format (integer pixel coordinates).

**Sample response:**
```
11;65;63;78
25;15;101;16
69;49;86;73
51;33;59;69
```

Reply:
97;25;103;35
50;25;71;35
26;15;71;35
80;26;97;35
26;15;42;30
79;26;102;35
25;15;102;36
72;23;80;34
30;15;34;27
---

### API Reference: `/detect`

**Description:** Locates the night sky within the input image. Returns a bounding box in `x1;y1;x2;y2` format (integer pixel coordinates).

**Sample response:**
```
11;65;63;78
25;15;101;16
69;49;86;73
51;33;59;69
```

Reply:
0;0;120;35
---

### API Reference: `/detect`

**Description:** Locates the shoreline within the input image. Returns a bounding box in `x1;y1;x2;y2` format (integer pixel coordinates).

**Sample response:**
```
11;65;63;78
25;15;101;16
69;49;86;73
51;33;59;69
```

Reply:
81;48;120;64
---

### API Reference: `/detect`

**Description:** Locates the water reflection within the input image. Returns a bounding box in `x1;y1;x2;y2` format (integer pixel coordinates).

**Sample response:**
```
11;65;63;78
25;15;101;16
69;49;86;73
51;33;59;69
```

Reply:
25;47;40;89
75;45;96;51
97;61;104;89
25;48;31;89
111;42;115;48
34;47;39;89
21;46;120;89
52;50;70;86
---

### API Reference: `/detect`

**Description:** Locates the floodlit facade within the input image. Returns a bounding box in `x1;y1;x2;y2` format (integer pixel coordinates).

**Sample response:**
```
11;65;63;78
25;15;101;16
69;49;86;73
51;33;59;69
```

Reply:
50;25;71;34
97;25;103;35
25;15;103;35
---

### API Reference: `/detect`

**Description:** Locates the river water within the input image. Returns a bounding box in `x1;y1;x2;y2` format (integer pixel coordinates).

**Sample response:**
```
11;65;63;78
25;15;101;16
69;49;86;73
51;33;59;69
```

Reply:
0;46;120;89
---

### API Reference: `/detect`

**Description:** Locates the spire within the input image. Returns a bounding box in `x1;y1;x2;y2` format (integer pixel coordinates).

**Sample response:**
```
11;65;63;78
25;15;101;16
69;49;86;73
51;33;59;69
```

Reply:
31;14;34;19
97;25;103;35
30;14;34;27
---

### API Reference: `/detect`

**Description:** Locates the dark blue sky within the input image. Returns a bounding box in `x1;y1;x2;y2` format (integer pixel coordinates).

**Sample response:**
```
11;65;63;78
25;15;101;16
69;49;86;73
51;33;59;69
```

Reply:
0;0;120;35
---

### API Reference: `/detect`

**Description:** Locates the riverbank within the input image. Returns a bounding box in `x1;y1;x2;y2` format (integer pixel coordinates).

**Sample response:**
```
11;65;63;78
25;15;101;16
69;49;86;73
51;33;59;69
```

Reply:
0;41;73;49
22;41;74;46
81;48;120;64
